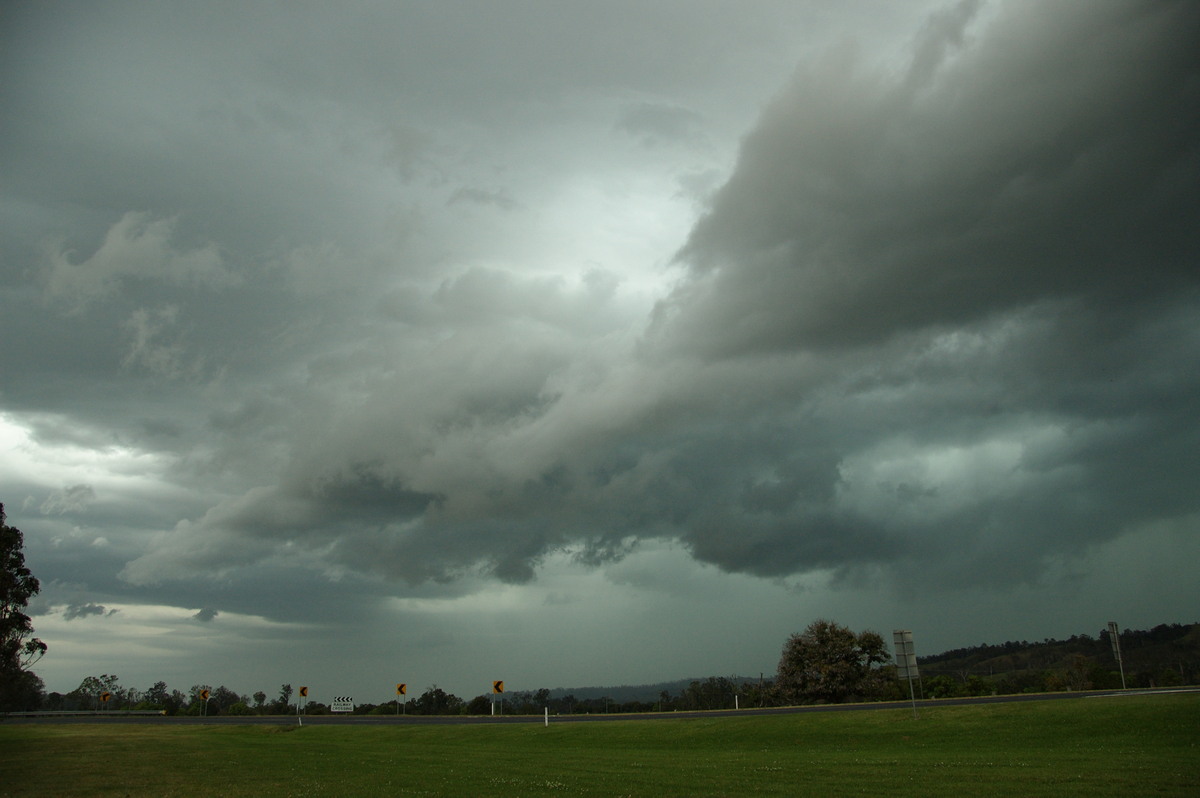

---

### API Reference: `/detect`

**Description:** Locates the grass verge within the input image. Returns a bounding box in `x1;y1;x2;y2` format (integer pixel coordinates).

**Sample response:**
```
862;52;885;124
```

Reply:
2;693;1196;796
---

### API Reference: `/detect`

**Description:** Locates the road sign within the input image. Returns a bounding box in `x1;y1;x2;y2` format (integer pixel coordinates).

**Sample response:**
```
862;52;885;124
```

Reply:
892;630;918;681
493;680;505;694
1108;621;1127;689
396;683;407;696
200;689;210;701
331;696;355;713
100;692;112;703
299;686;308;698
893;629;920;719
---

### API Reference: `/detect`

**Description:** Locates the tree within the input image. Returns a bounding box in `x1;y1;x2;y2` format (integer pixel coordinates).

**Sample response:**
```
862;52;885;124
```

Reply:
73;674;122;710
1;503;48;711
143;681;170;707
776;619;891;704
412;685;463;715
273;683;293;713
209;685;244;714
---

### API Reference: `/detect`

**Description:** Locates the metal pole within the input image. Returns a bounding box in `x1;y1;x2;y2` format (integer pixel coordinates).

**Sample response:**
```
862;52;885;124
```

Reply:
1108;621;1127;690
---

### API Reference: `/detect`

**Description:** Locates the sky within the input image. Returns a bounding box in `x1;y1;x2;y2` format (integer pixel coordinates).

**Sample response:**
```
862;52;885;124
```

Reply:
2;0;1198;704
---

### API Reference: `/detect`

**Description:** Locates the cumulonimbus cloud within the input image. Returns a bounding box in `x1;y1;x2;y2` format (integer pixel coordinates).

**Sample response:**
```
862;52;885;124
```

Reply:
120;0;1200;597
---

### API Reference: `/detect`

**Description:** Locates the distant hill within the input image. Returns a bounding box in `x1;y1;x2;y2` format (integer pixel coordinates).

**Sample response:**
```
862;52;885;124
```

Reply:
543;623;1199;701
917;621;1200;687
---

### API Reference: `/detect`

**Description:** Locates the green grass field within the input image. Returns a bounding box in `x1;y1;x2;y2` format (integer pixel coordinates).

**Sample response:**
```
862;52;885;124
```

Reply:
2;693;1196;797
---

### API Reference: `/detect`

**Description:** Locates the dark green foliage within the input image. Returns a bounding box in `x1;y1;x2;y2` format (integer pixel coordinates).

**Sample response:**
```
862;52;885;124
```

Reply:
775;619;891;704
0;503;47;711
409;684;464;715
920;622;1200;691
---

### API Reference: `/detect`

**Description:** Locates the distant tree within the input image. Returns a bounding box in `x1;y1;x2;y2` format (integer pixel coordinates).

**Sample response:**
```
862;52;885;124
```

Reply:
71;674;122;709
678;677;736;710
738;677;776;709
924;674;964;699
1;503;48;711
209;685;243;714
273;683;293;713
143;681;170;707
187;683;214;714
1065;654;1094;691
253;691;267;710
169;689;188;714
776;619;891;704
136;681;172;712
413;685;463;715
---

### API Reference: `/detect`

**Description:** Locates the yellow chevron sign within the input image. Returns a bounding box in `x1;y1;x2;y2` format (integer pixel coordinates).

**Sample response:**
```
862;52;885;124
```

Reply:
396;683;407;695
492;680;504;694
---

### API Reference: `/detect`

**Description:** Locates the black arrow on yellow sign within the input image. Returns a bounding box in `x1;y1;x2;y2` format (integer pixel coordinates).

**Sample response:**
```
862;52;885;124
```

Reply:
299;686;308;698
396;683;407;696
492;680;504;694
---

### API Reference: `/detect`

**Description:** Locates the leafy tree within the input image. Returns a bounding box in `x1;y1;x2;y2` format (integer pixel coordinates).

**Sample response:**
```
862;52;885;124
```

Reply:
776;619;891;704
143;681;170;708
209;685;244;714
678;677;736;710
412;685;463;715
253;691;267;710
1;503;47;711
924;674;964;699
73;674;122;709
275;683;293;712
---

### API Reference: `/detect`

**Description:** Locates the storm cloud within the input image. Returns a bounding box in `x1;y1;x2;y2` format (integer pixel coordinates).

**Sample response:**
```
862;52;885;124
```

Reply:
3;0;1197;698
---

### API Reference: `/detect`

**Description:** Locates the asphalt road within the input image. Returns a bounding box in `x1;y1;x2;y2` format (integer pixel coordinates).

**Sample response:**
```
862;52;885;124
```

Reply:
5;686;1196;726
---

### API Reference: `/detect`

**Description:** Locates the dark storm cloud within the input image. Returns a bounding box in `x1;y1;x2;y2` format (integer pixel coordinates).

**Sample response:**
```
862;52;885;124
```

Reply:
641;0;1200;583
8;0;1197;616
192;0;1200;592
661;0;1199;356
63;602;116;621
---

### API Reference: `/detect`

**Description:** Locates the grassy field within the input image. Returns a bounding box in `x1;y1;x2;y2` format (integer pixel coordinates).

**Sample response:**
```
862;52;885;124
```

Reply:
2;693;1196;797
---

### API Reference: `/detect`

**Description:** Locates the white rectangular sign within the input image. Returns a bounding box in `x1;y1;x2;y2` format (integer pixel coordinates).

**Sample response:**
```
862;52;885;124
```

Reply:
331;696;355;713
893;630;918;681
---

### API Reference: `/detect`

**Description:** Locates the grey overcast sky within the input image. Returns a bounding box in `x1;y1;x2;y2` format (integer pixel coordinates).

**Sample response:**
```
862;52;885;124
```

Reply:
3;0;1198;703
